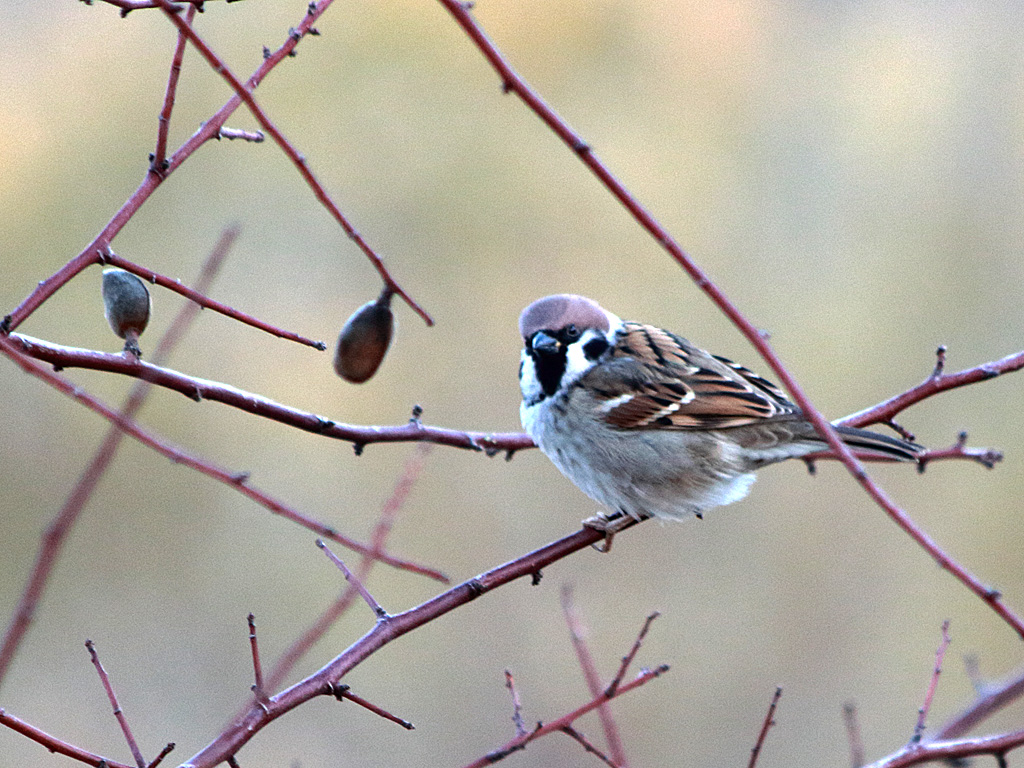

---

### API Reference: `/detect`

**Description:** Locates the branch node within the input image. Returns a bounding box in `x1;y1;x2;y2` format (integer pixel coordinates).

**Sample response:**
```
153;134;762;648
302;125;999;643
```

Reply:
466;578;485;598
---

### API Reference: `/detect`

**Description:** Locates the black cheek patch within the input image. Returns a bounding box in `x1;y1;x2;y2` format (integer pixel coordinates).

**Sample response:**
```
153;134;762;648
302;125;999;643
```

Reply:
583;337;610;361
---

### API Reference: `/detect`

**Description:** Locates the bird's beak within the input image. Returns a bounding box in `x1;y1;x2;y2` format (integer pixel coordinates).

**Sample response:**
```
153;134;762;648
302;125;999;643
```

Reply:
529;331;560;356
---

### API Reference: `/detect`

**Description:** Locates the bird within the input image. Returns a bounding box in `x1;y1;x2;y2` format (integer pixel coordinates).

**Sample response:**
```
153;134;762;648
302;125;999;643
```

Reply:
518;294;922;547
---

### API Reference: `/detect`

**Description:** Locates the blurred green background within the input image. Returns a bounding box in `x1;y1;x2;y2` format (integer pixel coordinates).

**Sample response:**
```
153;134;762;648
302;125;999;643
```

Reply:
3;1;1024;766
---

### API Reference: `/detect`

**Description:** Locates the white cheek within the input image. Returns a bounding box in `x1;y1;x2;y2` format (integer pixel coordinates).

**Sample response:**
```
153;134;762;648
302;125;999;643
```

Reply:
562;331;603;383
519;351;542;401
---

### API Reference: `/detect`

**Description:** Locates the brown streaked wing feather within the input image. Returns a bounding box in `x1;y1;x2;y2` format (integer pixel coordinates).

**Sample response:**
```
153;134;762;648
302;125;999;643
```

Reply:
592;322;798;430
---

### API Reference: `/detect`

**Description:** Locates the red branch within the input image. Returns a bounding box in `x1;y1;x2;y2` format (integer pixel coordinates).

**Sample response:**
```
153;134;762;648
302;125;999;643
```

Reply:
85;640;146;768
102;251;325;350
433;0;1024;642
151;4;195;170
466;665;669;768
177;522;630;766
7;332;532;455
259;445;433;695
0;708;134;768
911;621;951;744
864;729;1024;768
748;687;783;768
0;227;238;691
935;664;1024;741
152;0;433;327
561;585;629;767
4;0;429;332
0;336;446;582
838;349;1024;430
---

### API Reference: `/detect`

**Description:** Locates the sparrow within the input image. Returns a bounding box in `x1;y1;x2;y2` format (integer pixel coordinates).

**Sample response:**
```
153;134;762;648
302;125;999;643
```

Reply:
518;294;922;545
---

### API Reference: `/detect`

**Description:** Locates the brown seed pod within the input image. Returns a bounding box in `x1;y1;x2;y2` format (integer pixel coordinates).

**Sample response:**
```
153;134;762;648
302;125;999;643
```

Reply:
102;268;151;354
333;289;395;383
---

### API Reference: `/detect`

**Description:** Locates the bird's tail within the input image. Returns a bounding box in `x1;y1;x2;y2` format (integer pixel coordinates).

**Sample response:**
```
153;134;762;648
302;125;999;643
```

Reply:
833;424;923;461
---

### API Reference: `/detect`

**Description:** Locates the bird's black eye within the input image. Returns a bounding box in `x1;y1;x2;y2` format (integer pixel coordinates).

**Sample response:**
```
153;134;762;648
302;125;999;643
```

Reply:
564;324;580;341
583;337;609;361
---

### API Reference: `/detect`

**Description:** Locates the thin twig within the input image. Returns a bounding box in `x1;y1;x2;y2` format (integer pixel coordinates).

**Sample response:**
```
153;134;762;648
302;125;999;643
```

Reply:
863;729;1024;768
467;665;670;768
86;640;147;768
329;684;415;729
151;4;195;172
606;612;660;697
9;331;531;457
102;251;326;350
176;520;627;766
317;541;388;619
217;127;264;142
748;687;782;768
247;614;267;704
146;742;176;768
560;725;617;767
561;584;628;767
0;707;135;768
505;670;527;737
911;620;952;744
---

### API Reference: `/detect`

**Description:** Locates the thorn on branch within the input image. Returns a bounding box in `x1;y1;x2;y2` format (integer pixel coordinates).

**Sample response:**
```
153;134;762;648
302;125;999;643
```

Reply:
146;742;176;768
932;344;948;379
886;419;916;443
262;46;271;60
328;682;415;729
466;578;485;598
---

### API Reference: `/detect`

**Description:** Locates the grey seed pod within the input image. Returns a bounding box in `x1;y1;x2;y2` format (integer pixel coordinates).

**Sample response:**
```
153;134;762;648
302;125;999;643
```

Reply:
333;290;394;384
102;268;151;353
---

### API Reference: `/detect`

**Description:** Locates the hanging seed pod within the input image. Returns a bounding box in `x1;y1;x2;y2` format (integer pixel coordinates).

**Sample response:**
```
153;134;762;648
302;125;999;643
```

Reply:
333;288;395;383
101;268;151;356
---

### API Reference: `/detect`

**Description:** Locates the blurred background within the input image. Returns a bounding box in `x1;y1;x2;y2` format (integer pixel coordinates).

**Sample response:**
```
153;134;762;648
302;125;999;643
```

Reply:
2;1;1024;766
